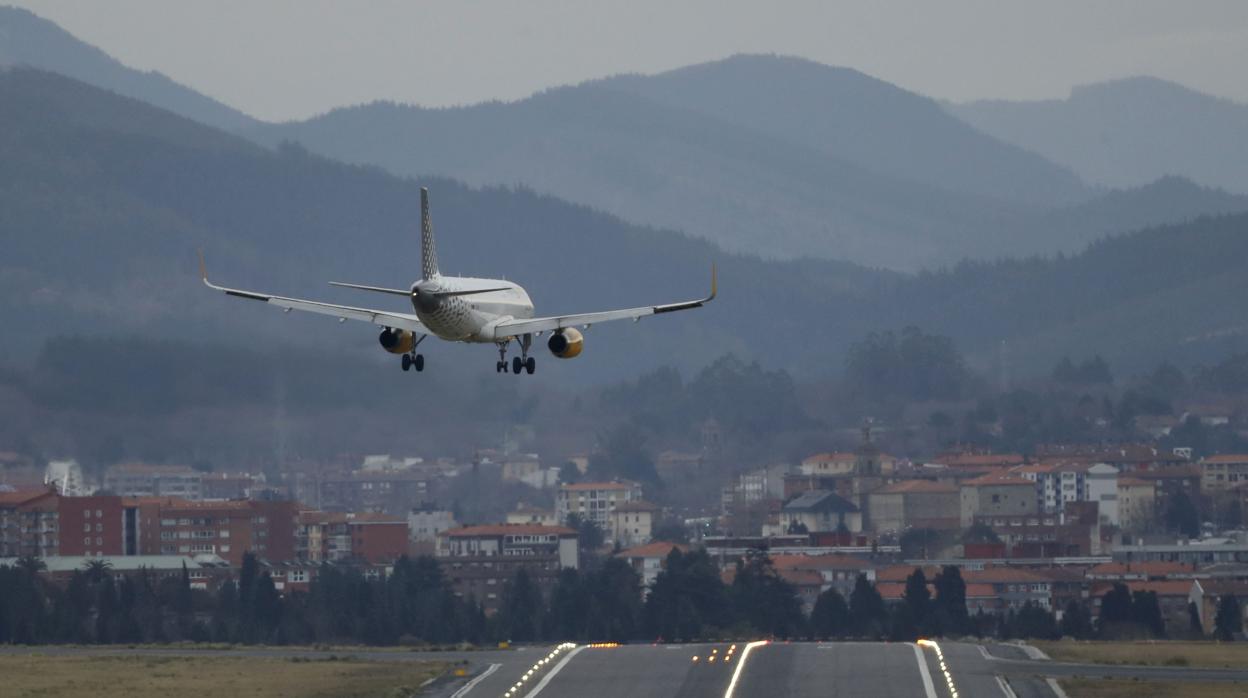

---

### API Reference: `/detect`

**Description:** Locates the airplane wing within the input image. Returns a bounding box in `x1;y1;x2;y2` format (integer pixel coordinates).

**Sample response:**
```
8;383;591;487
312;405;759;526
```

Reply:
199;253;427;333
494;265;715;337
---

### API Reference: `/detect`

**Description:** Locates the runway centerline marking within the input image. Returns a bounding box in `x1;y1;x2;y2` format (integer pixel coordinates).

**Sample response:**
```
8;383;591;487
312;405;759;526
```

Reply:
723;640;768;698
449;662;499;698
910;643;939;698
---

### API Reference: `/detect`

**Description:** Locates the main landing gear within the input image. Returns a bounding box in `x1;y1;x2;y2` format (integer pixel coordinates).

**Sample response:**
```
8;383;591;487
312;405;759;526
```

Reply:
400;335;426;373
496;335;536;375
401;352;425;372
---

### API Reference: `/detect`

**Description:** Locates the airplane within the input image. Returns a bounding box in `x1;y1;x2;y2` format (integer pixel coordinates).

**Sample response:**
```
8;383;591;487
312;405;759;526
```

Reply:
200;187;715;374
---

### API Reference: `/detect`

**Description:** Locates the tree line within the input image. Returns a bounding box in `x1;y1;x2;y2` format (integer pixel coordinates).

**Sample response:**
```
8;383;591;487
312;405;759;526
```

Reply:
1;552;1241;645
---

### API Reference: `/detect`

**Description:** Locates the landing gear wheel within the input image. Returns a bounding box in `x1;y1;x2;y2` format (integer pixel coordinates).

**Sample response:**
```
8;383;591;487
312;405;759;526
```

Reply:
496;361;505;373
414;354;425;372
401;354;412;371
512;356;523;375
525;357;536;374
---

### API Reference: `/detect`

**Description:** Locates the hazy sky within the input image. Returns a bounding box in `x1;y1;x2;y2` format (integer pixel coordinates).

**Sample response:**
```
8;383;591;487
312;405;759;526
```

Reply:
11;0;1248;121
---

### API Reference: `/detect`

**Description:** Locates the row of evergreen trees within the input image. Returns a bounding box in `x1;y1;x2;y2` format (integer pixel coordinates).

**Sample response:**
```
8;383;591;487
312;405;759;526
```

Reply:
1;551;1241;645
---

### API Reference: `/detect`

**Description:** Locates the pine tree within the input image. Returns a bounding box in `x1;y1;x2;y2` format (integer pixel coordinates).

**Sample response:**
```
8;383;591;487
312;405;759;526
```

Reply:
1215;595;1242;641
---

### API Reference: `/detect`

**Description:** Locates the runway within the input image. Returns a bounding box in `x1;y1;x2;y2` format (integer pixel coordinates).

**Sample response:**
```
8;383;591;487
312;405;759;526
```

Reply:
7;640;1247;697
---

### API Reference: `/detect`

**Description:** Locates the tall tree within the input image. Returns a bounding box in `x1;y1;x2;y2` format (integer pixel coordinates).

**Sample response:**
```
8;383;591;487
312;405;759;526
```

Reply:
848;574;887;639
1215;595;1242;641
810;588;851;638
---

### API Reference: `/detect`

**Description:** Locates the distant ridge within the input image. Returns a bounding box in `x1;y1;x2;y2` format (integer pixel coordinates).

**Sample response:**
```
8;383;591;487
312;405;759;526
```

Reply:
948;76;1248;195
5;68;1248;381
595;55;1090;207
0;5;257;131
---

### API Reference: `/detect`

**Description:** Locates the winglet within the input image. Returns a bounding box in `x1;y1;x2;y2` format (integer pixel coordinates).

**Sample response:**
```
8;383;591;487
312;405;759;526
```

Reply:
707;263;717;302
197;249;208;284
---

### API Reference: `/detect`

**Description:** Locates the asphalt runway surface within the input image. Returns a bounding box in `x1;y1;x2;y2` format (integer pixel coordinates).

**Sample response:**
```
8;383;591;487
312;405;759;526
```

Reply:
6;640;1248;697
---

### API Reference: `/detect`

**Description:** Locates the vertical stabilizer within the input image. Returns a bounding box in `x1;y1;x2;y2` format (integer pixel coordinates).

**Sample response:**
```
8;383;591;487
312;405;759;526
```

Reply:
420;187;440;279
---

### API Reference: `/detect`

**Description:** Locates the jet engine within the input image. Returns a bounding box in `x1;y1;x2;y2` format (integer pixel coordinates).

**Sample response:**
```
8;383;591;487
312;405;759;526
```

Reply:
547;328;584;359
378;327;416;354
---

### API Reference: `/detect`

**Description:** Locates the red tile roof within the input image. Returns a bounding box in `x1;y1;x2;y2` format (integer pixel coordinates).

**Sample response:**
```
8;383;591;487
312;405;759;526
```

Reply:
1091;580;1192;597
770;554;873;571
616;542;689;559
1087;561;1192;578
873;480;958;495
0;489;55;506
1203;454;1248;464
962;472;1035;487
445;523;576;537
560;481;638;492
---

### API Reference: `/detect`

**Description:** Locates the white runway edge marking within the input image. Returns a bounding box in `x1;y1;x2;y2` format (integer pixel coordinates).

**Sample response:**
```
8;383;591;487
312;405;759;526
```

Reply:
521;645;585;698
723;640;769;698
978;645;994;661
448;662;500;698
995;675;1019;698
916;639;961;698
1046;677;1071;698
910;643;939;698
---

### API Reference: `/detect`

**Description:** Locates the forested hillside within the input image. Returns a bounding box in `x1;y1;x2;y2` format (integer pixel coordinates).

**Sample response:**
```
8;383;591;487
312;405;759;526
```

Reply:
0;6;257;131
4;67;1248;385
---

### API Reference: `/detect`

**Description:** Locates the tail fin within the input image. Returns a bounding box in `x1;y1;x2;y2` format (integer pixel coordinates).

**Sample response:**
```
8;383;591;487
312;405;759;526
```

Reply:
420;187;440;279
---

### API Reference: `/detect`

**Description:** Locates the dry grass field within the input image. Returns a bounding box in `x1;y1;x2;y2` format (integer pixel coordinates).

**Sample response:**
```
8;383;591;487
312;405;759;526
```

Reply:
1061;678;1248;698
0;654;447;698
1032;640;1248;669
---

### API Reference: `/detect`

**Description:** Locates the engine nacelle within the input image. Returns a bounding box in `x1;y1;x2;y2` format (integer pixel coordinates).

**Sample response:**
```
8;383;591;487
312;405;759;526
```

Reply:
547;328;584;359
378;327;416;354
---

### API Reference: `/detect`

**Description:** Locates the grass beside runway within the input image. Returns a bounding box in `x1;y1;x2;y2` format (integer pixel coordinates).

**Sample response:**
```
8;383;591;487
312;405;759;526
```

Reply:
1031;640;1248;669
1060;678;1248;697
0;653;447;697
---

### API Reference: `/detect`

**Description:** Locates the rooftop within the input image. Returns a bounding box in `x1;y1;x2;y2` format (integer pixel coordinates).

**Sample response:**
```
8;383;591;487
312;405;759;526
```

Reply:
962;472;1035;487
783;490;860;513
616;541;690;559
873;480;957;495
444;523;576;538
561;481;639;492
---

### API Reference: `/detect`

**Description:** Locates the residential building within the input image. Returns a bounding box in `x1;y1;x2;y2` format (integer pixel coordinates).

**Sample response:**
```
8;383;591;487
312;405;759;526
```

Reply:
556;480;642;533
436;524;578;613
608;501;657;548
867;480;959;534
1117;477;1157;532
318;470;431;515
1114;539;1248;565
140;498;297;565
200;473;258;500
410;506;458;544
770;553;876;600
1090;580;1193;633
780;490;862;534
0;489;59;557
347;512;409;563
1191;579;1248;636
104;463;202;500
960;471;1038;527
1201;454;1248;494
616;541;689;589
57;494;138;557
505;507;556;526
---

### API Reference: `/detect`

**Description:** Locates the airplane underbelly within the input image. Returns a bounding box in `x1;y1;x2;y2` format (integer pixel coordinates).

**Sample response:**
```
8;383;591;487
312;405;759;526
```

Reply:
417;299;481;341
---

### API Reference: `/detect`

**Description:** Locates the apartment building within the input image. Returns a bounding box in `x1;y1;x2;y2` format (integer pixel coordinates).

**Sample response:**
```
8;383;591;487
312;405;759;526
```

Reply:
139;498;297;565
104;463;203;500
1201;454;1248;494
555;480;642;532
0;489;60;557
437;523;578;613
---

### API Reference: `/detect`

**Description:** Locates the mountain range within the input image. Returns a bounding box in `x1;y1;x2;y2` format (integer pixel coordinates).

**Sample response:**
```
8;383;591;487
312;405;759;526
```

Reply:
5;6;1248;273
949;77;1248;195
4;67;1248;389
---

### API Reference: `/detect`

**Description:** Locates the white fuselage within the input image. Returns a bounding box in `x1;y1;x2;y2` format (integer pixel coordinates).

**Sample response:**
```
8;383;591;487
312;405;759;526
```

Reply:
412;275;534;343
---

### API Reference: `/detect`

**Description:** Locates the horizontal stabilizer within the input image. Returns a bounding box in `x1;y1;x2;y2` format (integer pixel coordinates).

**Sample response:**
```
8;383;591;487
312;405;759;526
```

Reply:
329;281;411;296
